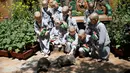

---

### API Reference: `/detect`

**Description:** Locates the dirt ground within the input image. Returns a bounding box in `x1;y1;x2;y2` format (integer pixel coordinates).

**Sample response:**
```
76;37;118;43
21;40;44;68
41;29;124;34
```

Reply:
0;50;130;73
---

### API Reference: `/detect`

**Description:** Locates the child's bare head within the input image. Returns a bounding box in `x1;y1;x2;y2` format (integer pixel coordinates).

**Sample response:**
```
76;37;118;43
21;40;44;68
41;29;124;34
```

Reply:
88;2;94;10
49;0;54;7
34;11;41;22
62;6;69;16
50;1;58;8
69;26;76;35
54;19;61;27
78;29;86;40
42;0;48;8
89;12;99;25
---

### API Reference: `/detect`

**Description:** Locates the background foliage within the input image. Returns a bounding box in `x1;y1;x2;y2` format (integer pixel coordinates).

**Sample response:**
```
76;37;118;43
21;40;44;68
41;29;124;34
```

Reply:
0;0;39;53
106;0;130;47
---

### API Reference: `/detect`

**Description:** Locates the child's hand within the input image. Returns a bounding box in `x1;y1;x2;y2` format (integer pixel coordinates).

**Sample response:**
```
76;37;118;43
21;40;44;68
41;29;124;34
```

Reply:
45;31;49;36
68;51;73;55
40;28;43;32
72;42;77;46
68;11;72;16
62;21;66;24
40;28;47;36
61;43;66;46
52;14;54;17
83;44;88;48
40;28;44;36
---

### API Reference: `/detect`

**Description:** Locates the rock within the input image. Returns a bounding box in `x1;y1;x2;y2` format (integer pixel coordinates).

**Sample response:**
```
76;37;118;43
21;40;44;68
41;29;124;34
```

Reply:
50;55;75;68
37;57;50;73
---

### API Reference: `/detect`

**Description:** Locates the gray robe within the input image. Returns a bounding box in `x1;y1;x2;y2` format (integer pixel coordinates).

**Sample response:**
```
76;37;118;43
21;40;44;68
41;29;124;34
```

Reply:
34;21;50;55
61;14;79;31
50;27;62;45
89;21;110;59
62;32;78;54
84;10;95;33
52;6;63;21
41;7;54;29
78;35;91;56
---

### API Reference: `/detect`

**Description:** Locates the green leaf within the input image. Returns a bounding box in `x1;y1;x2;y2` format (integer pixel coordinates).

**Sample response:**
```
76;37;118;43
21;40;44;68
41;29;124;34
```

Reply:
20;33;25;37
5;45;9;48
8;47;12;51
116;45;120;49
21;42;25;46
17;43;23;49
15;48;20;53
7;39;11;44
0;0;38;52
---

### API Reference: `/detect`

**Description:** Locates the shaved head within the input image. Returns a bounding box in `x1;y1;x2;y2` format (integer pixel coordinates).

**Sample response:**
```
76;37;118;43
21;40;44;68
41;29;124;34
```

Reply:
55;18;61;25
50;0;58;8
49;0;54;3
34;11;41;22
78;29;86;40
78;29;85;36
89;13;99;25
34;11;41;18
52;1;58;5
89;12;99;20
42;0;48;7
69;26;76;35
69;26;76;32
49;0;55;7
88;2;94;8
62;6;69;13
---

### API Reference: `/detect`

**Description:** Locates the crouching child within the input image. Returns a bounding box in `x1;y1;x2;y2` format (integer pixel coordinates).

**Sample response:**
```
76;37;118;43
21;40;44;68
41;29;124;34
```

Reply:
62;26;78;55
50;19;63;50
78;29;91;58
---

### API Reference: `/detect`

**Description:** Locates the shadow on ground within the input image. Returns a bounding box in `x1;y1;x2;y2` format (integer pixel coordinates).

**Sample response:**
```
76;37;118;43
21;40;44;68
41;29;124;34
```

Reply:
20;60;38;73
47;62;127;73
19;58;129;73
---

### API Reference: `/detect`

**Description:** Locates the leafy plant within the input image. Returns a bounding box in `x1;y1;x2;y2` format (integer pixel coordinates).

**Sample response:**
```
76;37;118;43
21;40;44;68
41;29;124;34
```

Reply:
0;0;38;53
106;0;130;47
0;19;36;52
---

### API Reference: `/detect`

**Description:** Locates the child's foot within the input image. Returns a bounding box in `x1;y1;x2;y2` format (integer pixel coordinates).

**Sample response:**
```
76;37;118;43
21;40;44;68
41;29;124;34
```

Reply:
44;54;49;58
58;45;62;48
41;52;45;55
96;59;102;62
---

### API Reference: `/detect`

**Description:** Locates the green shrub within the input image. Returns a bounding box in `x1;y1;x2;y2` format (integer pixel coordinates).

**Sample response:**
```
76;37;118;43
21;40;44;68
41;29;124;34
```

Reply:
11;0;39;20
0;0;38;52
106;0;130;47
0;19;36;53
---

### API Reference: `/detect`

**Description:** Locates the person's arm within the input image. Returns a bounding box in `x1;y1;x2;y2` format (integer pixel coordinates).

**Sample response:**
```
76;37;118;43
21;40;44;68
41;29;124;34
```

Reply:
85;22;91;34
34;22;41;35
61;33;67;45
72;34;78;45
71;18;79;31
60;13;63;21
50;27;54;35
82;35;91;47
50;28;54;39
98;23;106;48
68;34;78;55
84;10;87;23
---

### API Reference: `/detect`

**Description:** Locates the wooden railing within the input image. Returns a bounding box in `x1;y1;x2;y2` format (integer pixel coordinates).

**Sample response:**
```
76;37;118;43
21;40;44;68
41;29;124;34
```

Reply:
72;14;112;23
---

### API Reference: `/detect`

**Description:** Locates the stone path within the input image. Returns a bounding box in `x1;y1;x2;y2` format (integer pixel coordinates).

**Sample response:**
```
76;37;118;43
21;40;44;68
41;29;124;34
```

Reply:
0;51;130;73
